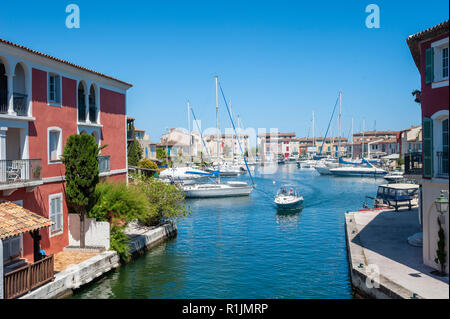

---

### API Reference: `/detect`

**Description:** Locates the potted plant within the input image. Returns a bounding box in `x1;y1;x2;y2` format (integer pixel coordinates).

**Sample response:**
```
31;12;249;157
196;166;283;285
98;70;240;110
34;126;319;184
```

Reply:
33;166;41;178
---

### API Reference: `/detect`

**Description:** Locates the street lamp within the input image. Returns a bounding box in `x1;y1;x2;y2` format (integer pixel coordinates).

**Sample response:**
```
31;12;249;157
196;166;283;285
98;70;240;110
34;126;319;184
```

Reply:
435;190;449;214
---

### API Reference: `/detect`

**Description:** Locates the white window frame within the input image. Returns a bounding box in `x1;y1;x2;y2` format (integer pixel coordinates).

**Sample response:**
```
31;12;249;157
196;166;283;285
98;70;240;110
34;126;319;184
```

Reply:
431;38;449;88
48;193;64;237
431;110;449;179
47;72;62;106
47;127;63;164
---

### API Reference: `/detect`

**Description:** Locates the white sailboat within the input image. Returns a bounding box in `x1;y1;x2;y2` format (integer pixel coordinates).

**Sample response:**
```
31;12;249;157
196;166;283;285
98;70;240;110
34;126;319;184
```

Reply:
181;76;255;198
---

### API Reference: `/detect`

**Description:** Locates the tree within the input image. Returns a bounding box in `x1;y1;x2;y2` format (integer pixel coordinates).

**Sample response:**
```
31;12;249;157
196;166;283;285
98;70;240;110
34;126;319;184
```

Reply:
62;133;102;248
156;147;167;161
128;138;143;166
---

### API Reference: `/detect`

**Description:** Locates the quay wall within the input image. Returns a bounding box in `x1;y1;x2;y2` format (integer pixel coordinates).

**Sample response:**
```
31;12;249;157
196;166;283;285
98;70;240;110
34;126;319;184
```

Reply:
18;222;177;299
344;212;421;299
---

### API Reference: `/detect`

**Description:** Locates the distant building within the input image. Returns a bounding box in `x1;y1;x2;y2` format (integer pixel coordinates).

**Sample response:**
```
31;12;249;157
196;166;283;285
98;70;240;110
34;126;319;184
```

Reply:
407;20;449;274
351;130;399;158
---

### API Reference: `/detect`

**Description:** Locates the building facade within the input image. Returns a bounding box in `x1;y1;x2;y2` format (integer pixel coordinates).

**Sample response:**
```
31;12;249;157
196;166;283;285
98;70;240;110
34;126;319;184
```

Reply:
0;38;131;263
407;20;449;273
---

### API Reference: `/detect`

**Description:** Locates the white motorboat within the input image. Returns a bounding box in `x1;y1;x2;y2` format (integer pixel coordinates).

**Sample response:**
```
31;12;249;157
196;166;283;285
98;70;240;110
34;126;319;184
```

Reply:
274;185;304;209
182;181;253;198
314;160;339;175
298;160;317;169
329;166;387;177
384;172;405;183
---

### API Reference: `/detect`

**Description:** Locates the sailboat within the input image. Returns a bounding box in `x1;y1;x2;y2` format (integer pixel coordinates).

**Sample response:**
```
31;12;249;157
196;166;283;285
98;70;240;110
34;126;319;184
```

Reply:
181;76;254;198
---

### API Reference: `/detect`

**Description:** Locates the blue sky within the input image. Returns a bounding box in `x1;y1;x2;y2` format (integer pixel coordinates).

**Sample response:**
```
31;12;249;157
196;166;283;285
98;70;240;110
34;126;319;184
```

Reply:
1;1;448;142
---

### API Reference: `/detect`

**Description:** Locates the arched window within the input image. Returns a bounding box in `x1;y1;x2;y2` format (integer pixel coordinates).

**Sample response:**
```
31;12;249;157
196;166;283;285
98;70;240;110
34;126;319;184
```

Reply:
13;63;27;116
78;82;86;122
89;85;97;123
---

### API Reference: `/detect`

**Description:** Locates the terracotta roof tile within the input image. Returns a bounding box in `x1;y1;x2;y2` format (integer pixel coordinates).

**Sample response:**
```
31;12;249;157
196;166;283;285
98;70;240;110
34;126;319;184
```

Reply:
0;202;54;240
0;38;133;88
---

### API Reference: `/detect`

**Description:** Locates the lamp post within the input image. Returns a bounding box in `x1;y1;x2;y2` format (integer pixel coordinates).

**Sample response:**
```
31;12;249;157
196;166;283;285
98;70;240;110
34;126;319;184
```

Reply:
435;190;449;217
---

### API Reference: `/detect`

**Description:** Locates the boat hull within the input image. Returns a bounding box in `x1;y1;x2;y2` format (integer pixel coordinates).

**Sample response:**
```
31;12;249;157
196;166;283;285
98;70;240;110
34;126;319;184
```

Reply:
314;166;332;175
183;185;253;198
275;199;304;209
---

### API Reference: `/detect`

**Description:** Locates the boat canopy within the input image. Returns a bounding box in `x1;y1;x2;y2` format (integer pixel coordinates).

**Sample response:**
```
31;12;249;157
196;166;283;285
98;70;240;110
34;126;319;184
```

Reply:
185;170;220;177
376;184;419;202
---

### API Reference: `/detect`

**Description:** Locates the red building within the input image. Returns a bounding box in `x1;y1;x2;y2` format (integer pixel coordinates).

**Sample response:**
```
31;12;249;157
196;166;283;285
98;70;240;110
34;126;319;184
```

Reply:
407;20;448;273
0;38;131;263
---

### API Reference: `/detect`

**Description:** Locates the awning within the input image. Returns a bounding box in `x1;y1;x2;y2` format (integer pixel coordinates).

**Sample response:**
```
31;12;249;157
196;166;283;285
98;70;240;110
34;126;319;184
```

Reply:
381;154;400;160
0;202;54;240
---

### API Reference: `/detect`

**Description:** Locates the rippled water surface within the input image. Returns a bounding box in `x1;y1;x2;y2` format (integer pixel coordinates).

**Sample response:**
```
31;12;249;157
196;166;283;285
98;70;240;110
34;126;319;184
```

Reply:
73;164;382;299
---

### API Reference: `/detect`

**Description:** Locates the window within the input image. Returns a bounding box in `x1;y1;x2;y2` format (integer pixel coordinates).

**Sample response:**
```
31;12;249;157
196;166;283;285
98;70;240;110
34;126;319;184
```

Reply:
48;73;61;104
49;193;63;236
48;127;62;163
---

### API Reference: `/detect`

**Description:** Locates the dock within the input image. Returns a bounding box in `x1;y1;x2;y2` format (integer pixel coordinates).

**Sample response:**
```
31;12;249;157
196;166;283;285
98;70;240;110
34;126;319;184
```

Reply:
345;208;449;299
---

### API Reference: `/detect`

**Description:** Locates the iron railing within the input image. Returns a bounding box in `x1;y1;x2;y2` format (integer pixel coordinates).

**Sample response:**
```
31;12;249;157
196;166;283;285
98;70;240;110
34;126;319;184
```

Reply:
99;155;110;173
0;159;42;185
0;89;7;114
404;152;422;175
437;151;448;177
13;92;28;116
3;254;54;299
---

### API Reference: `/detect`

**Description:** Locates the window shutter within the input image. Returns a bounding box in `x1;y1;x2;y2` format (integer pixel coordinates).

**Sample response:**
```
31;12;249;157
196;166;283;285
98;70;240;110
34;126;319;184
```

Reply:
425;47;434;84
422;117;433;178
56;76;61;102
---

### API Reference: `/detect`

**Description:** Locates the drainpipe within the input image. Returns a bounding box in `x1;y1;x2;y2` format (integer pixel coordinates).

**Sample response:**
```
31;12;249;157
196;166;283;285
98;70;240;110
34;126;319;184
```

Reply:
0;238;3;299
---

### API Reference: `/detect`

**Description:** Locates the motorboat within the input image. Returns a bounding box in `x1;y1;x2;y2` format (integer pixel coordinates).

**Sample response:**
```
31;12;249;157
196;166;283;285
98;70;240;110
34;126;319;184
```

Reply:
329;158;387;177
182;181;253;198
314;160;339;175
298;160;317;169
375;183;419;211
383;170;404;183
274;185;304;209
329;166;387;177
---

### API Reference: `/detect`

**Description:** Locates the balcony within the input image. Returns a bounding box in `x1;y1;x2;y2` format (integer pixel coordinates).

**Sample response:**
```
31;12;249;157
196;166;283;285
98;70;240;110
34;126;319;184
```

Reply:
3;254;54;299
437;151;448;178
0;159;42;188
13;92;28;116
0;89;7;114
0;91;29;117
404;152;422;175
99;155;110;174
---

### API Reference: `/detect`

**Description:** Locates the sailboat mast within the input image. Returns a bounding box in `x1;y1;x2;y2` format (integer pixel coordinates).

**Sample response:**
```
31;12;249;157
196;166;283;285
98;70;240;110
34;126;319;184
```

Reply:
351;117;354;158
338;91;342;158
215;76;220;160
362;117;366;158
312;110;315;150
187;100;191;164
230;100;234;162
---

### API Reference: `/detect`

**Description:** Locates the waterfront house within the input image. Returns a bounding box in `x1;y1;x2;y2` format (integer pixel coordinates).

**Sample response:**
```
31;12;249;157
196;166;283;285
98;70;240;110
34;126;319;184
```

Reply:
351;130;399;158
407;20;449;274
398;125;423;178
0;38;131;270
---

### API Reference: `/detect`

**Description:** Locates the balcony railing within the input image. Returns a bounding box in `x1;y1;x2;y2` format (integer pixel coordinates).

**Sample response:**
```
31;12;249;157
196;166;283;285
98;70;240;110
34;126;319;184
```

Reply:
0;89;7;114
404;152;422;175
437;151;448;177
0;159;42;185
99;155;110;173
3;254;54;299
13;92;28;116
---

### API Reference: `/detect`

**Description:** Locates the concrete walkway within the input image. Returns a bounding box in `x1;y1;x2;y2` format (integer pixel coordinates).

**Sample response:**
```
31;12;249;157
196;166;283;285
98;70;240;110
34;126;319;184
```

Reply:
345;208;449;299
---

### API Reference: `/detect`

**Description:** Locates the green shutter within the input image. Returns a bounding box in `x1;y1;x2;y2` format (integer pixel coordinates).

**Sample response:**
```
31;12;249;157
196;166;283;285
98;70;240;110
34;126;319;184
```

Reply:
422;117;433;178
425;48;434;84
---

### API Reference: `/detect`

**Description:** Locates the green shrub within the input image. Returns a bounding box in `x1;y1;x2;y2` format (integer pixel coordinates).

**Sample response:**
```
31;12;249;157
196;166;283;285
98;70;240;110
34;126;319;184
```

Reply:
110;225;131;262
138;158;158;170
134;176;190;226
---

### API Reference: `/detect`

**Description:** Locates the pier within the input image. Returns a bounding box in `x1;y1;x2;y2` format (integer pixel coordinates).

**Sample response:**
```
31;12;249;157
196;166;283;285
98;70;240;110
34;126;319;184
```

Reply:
345;208;449;299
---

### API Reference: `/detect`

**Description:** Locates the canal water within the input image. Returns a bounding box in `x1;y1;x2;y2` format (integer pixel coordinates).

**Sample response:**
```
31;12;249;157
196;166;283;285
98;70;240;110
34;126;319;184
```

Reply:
72;164;382;299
